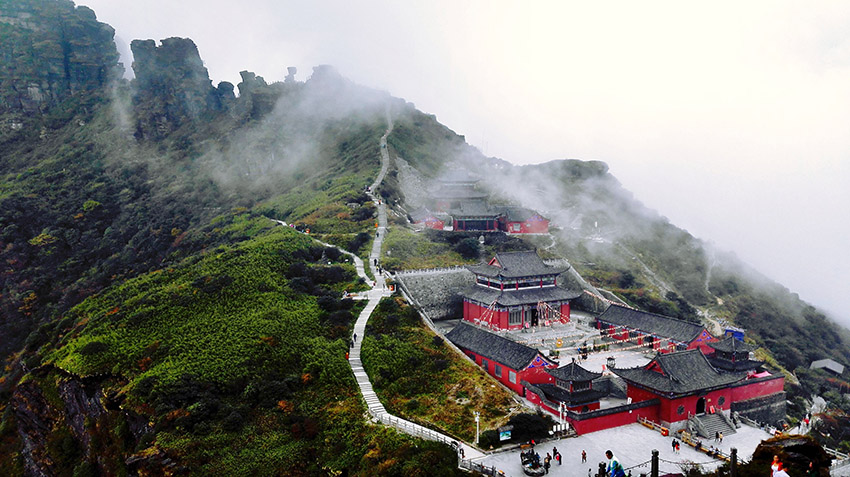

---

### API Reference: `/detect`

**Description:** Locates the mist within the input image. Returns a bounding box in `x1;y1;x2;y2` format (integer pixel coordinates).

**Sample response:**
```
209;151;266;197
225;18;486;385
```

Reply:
78;0;850;327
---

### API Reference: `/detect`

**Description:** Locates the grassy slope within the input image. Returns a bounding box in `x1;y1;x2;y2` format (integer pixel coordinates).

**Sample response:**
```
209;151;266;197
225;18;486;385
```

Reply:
1;214;462;476
362;297;519;443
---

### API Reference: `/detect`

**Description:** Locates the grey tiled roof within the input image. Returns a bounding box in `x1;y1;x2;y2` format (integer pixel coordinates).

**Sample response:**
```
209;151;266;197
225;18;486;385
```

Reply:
502;206;547;222
598;304;708;344
707;356;764;372
548;362;602;382
409;207;448;223
462;285;581;307
467;250;568;279
438;169;480;184
707;336;756;354
445;322;552;371
612;349;746;396
535;383;607;406
434;187;489;200
448;200;500;218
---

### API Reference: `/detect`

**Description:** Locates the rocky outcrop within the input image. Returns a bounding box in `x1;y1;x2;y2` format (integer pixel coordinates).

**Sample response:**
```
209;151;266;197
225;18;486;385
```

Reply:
751;435;832;476
9;366;155;476
0;0;120;136
130;37;230;139
10;375;61;476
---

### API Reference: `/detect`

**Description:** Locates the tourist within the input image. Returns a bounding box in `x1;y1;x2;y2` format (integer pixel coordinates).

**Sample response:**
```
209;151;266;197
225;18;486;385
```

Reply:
719;431;723;443
715;431;719;442
671;439;676;453
605;450;626;477
544;453;551;474
555;451;561;465
353;333;357;343
806;461;817;477
771;455;783;476
582;449;587;463
675;441;680;454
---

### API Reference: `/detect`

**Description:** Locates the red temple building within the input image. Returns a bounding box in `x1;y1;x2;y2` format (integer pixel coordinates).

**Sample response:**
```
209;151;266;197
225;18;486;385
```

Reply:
500;207;551;234
522;346;785;435
596;304;717;354
445;322;557;394
611;348;785;430
461;251;581;331
534;362;605;412
410;170;550;234
409;208;446;230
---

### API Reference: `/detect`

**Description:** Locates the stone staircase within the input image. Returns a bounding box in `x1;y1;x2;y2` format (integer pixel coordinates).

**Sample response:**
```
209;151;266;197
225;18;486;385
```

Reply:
693;413;737;439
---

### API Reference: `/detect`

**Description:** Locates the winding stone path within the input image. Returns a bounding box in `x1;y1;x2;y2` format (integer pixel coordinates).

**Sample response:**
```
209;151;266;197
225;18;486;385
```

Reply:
345;114;485;460
278;113;484;461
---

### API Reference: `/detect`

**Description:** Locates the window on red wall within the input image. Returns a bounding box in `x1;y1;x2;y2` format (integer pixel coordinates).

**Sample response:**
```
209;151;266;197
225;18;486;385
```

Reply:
509;371;517;383
481;358;488;370
494;364;502;377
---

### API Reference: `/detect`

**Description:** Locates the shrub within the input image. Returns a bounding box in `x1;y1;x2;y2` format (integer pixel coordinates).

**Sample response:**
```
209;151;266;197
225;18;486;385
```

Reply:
454;238;480;259
78;341;109;356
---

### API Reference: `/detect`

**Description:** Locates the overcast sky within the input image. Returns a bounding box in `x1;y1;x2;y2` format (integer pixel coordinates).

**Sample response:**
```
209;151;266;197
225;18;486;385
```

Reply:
79;0;850;326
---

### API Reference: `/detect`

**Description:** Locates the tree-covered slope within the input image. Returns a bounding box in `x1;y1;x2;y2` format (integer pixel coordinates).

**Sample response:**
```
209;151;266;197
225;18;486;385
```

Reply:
1;213;461;475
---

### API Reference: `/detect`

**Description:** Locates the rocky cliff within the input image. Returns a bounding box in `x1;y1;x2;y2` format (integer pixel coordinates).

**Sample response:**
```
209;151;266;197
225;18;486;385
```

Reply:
130;37;231;139
0;0;119;139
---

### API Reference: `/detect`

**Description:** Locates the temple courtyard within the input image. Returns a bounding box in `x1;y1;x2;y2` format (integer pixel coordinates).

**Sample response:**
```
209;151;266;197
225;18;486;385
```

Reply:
476;422;772;476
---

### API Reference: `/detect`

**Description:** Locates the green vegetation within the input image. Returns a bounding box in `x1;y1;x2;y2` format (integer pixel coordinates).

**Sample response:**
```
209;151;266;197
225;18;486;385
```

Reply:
0;216;462;475
362;297;518;442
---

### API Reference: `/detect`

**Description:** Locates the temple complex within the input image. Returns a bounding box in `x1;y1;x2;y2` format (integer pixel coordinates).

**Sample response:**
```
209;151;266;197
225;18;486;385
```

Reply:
461;251;581;330
410;170;550;233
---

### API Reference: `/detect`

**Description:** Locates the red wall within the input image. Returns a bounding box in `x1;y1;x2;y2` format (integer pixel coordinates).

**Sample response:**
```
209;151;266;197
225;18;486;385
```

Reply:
527;392;660;435
730;376;785;402
465;300;571;331
505;217;550;234
463;350;555;394
560;303;570;322
687;330;718;354
627;379;780;424
424;218;443;230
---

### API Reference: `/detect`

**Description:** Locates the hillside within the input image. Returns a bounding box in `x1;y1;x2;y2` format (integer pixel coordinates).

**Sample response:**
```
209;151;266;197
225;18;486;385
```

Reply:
1;0;850;475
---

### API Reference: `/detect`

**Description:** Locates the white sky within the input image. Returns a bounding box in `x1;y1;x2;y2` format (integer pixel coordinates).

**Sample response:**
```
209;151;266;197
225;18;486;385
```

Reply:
79;0;850;326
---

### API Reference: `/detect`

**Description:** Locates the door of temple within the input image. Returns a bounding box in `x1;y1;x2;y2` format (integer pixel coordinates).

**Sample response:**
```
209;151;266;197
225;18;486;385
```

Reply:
530;308;539;326
696;397;706;415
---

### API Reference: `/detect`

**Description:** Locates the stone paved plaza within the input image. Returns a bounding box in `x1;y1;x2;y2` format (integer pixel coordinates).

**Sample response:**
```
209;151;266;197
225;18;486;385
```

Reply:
477;423;772;477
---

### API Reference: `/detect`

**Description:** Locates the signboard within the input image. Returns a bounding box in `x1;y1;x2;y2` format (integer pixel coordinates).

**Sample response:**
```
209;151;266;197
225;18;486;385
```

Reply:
498;425;513;441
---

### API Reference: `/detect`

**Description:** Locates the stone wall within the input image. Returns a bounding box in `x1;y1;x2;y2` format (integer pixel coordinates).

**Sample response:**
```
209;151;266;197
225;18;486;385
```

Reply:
394;268;473;320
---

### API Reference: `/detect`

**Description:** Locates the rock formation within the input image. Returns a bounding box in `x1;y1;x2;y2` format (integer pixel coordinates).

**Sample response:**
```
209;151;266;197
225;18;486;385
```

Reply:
0;0;120;137
130;37;228;139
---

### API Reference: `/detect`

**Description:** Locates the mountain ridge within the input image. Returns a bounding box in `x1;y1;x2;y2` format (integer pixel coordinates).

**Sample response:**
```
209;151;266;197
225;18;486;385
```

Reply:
1;1;848;474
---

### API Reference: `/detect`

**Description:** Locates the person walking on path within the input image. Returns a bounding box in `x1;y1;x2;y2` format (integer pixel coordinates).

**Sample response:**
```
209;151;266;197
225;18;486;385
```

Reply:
719;431;723;443
543;453;551;474
353;333;357;343
581;449;586;463
605;450;626;477
671;439;676;453
675;441;680;454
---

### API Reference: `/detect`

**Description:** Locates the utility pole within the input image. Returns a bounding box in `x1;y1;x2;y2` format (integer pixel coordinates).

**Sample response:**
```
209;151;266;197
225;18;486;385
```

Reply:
730;448;737;477
474;411;480;445
651;449;659;477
